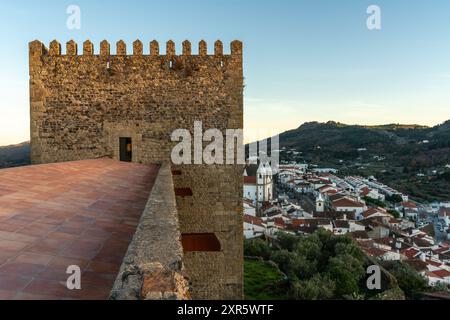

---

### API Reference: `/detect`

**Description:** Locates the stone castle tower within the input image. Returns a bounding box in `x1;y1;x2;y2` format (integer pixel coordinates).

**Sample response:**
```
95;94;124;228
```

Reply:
29;39;244;299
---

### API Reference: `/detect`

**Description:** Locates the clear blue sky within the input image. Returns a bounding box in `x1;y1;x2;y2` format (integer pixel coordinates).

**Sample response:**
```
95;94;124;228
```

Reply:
1;0;450;144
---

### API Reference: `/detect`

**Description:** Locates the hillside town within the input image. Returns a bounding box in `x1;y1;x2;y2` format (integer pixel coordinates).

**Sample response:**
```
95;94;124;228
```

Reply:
243;160;450;289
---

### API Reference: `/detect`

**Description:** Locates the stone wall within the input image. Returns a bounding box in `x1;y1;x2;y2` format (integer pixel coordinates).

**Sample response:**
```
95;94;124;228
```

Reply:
29;39;244;299
110;162;189;300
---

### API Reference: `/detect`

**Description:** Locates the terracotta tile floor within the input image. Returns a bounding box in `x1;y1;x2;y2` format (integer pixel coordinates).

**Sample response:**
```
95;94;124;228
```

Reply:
0;159;159;300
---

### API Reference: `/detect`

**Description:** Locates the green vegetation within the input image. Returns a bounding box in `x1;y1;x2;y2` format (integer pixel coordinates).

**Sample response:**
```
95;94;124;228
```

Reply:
387;209;401;219
245;230;374;299
385;194;403;204
439;170;450;182
244;259;288;300
382;261;428;300
245;231;439;300
363;196;386;208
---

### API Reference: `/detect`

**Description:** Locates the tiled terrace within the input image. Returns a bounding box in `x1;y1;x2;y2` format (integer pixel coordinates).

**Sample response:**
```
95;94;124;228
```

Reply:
0;159;160;300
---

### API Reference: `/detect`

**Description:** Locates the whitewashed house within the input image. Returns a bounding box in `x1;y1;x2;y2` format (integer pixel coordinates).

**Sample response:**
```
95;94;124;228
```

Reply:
332;197;367;219
439;208;450;226
243;162;273;203
243;215;265;239
243;198;256;216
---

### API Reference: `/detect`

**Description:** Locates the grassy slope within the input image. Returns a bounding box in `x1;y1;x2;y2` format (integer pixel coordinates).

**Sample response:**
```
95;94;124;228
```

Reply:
244;259;288;300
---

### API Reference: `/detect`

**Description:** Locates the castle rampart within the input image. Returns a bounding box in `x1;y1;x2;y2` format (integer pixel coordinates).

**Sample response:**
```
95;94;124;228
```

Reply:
29;39;244;299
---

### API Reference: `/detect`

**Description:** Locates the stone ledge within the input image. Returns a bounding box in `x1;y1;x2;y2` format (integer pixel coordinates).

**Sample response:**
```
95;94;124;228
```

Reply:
109;162;190;300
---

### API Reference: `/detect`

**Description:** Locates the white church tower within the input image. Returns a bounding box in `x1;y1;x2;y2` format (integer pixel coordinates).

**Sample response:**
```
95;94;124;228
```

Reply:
316;193;325;212
257;162;273;202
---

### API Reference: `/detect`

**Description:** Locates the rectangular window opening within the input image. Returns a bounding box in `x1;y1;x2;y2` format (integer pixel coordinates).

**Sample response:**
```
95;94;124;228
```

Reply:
181;233;221;252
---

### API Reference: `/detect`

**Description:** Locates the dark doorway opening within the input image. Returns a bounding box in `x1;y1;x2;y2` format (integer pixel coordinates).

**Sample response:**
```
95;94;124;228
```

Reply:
119;137;132;162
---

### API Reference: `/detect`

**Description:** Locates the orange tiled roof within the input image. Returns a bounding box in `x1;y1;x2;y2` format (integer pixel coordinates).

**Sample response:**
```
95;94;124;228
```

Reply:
0;159;159;300
432;269;450;278
400;201;417;208
401;247;422;259
360;187;371;196
363;247;388;257
244;176;257;184
243;214;264;227
439;208;450;217
332;198;365;208
362;207;387;218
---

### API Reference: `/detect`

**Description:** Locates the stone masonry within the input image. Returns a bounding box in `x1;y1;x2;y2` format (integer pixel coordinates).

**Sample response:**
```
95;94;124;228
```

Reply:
29;39;244;299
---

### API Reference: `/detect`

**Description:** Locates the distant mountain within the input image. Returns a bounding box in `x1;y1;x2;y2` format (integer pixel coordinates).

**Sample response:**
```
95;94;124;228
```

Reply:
280;120;450;165
0;142;31;169
277;120;450;201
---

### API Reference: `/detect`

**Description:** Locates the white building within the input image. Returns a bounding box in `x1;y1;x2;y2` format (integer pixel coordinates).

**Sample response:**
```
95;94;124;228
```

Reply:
243;215;265;239
439;208;450;226
332;197;367;219
316;193;325;212
243;162;273;203
426;270;450;286
279;163;308;174
243;198;256;216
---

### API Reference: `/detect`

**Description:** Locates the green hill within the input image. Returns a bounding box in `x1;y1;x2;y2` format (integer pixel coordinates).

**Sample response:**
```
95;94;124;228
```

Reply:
278;120;450;202
0;142;30;169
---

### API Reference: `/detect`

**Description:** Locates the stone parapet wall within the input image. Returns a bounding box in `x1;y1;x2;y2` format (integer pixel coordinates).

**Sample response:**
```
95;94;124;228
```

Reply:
110;162;190;300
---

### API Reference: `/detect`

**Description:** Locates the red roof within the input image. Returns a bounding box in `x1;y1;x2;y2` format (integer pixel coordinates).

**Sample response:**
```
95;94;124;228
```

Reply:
244;176;257;184
243;214;265;227
0;159;159;300
291;219;307;228
362;207;380;218
243;198;255;206
400;201;417;208
426;259;443;268
432;269;450;278
363;247;388;257
332;198;365;208
360;187;371;197
401;247;422;259
279;166;297;170
439;208;450;217
272;217;286;228
434;247;450;254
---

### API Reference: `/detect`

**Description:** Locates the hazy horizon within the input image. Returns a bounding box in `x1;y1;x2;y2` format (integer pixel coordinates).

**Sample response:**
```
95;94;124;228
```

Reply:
2;0;450;145
2;118;448;147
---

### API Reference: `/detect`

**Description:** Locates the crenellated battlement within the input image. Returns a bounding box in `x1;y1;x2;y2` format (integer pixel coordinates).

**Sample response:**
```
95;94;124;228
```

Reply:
29;39;242;57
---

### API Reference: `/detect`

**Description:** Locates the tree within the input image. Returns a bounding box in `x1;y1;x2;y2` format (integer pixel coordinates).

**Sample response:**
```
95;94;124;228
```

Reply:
244;231;398;300
386;194;403;204
294;235;322;262
388;262;428;299
290;274;336;300
270;250;299;279
326;254;366;298
363;196;386;208
277;232;298;251
388;209;401;219
244;238;271;260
